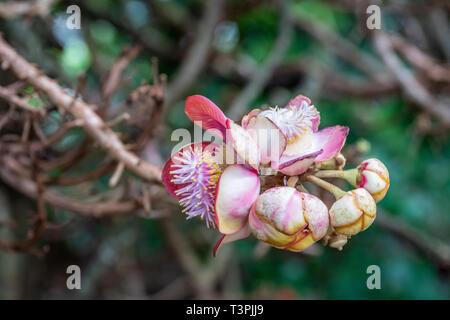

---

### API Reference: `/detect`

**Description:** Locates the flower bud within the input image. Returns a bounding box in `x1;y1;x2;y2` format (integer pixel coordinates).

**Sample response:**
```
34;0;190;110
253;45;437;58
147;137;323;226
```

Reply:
314;153;346;170
357;158;389;202
329;188;376;236
249;187;329;252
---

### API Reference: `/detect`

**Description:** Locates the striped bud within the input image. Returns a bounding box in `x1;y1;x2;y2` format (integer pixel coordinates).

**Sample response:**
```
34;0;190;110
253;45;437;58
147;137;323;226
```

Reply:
329;188;376;236
249;187;329;252
357;158;389;202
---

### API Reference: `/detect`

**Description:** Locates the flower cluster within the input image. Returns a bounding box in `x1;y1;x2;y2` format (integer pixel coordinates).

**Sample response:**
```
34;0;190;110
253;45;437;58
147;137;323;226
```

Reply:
162;95;390;256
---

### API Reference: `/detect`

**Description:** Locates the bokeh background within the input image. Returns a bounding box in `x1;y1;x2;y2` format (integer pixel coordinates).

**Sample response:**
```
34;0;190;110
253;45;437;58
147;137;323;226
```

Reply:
0;0;449;299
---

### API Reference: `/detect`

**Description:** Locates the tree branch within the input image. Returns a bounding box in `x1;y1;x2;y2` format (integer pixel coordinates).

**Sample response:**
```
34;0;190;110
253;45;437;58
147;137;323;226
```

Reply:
0;35;163;183
373;32;450;127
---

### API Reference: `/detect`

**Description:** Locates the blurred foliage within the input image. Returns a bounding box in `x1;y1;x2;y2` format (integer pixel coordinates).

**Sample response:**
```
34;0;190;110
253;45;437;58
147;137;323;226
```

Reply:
0;0;448;299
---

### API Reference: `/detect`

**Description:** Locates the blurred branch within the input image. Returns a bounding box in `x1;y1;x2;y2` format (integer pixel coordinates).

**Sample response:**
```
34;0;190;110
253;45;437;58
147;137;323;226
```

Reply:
148;276;189;300
164;0;225;111
213;54;399;98
0;0;57;19
159;218;232;298
292;10;385;80
388;34;450;83
0;187;23;298
159;218;212;298
0;160;48;257
228;0;293;120
0;86;45;115
81;229;138;298
147;0;195;33
426;8;450;61
0;166;139;217
373;32;450;128
377;211;450;272
98;45;143;117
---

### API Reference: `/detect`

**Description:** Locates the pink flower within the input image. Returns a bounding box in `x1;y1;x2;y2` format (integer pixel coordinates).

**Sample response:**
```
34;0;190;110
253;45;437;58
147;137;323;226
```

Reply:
162;142;260;232
243;95;349;175
185;95;260;171
162;94;350;255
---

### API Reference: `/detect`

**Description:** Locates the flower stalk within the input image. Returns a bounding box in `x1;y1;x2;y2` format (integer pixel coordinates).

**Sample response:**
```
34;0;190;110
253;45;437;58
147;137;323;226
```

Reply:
306;175;347;199
313;168;358;187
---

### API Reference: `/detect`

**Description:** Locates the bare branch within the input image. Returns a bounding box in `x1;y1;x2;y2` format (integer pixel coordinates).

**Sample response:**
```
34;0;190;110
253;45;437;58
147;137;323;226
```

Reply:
0;0;57;19
389;34;450;83
0;36;163;183
373;32;450;127
292;10;384;80
0;166;138;217
0;85;45;115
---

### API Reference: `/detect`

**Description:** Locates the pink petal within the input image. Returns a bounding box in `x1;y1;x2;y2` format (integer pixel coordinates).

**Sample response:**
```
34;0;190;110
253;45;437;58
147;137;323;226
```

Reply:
245;116;286;165
301;193;329;240
161;142;222;199
227;122;260;171
313;125;349;163
285;94;320;131
213;223;251;257
215;165;260;234
185;95;229;138
241;108;262;129
272;125;348;175
274;150;323;176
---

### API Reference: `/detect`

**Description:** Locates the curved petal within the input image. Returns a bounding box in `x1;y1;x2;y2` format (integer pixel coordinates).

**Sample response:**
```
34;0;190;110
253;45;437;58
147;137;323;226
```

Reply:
274;150;323;176
313;125;349;163
185;95;229;138
213;223;251;257
215;165;260;234
241;108;262;129
161;142;222;199
245;116;286;165
227;122;260;171
272;125;348;175
301;193;329;240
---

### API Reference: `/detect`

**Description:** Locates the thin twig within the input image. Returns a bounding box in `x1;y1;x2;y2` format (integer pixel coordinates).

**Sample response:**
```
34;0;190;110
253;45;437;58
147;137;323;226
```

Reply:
0;85;45;115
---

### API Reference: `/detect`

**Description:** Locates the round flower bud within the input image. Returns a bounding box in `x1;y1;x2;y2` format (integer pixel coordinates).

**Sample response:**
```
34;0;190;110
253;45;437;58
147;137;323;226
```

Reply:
357;158;389;202
249;187;329;252
314;153;346;170
329;188;376;236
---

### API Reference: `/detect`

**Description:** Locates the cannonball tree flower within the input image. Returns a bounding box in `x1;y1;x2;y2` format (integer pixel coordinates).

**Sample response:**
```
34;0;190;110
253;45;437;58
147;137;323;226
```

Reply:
242;95;349;176
162;142;260;232
184;95;260;171
249;187;329;252
161;94;390;255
